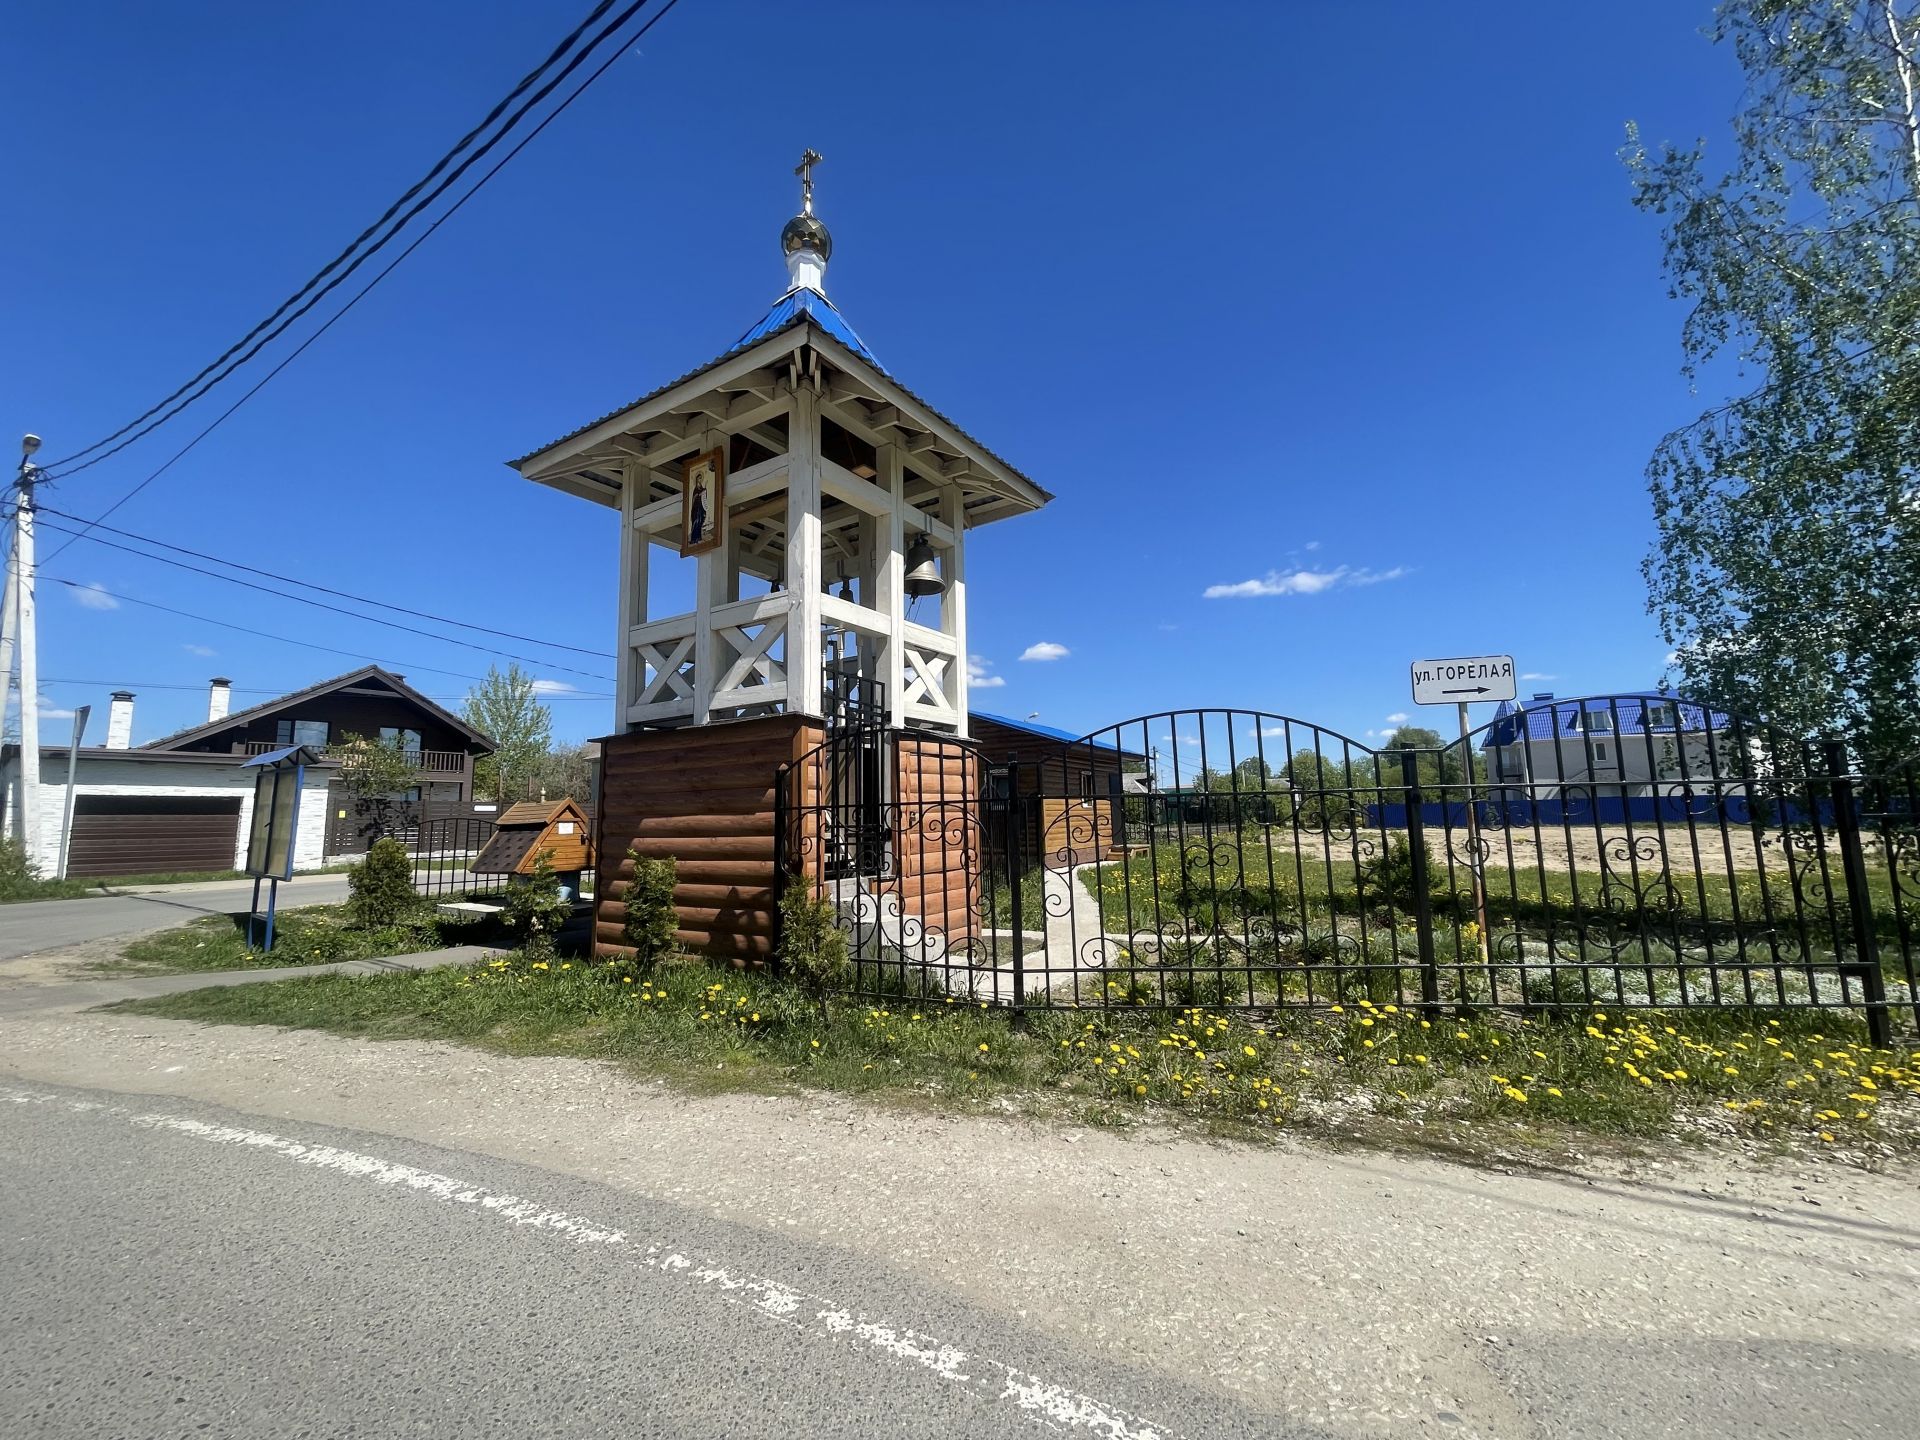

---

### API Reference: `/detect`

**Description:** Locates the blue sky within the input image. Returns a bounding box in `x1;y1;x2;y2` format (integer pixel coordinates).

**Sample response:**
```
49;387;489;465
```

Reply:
3;1;1740;748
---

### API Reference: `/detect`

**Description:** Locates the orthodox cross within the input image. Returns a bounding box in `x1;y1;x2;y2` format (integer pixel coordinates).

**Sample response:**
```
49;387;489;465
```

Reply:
795;148;823;215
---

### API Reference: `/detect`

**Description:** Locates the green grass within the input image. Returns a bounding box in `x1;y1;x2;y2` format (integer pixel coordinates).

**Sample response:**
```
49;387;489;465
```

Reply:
109;950;1920;1157
95;904;495;976
1081;834;1920;981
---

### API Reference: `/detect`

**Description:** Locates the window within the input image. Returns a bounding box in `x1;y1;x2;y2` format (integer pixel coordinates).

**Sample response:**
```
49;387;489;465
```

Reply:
380;726;423;759
1583;709;1614;733
1081;773;1096;802
1645;702;1677;730
1593;741;1611;764
275;718;329;747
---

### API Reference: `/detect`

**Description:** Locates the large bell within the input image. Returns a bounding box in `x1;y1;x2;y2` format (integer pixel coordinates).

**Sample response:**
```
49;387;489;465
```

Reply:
903;533;946;598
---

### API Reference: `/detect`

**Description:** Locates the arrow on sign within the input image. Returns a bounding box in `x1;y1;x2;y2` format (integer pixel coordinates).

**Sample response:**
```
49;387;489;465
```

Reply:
1442;686;1492;696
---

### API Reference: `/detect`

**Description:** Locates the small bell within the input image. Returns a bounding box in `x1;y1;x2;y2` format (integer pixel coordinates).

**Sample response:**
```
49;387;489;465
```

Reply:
903;533;945;598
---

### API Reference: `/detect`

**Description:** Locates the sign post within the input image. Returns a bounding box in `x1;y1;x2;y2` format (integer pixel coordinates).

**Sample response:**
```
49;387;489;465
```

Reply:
1409;656;1517;971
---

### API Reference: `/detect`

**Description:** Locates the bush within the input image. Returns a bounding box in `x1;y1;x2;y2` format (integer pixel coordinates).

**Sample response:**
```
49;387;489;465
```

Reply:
777;884;849;1017
0;836;46;902
1356;835;1436;912
503;848;571;962
619;848;678;971
346;837;420;928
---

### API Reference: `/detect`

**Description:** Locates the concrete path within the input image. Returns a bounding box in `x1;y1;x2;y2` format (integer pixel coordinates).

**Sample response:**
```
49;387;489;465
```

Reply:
0;944;499;1017
0;874;354;961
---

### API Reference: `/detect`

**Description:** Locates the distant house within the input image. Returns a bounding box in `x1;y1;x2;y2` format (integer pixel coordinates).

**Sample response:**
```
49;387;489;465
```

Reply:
970;711;1148;864
1481;691;1737;800
1;667;496;879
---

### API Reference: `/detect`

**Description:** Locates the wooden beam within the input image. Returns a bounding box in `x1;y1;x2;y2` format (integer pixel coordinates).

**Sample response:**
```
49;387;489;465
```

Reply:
878;442;906;730
787;389;824;717
940;484;968;738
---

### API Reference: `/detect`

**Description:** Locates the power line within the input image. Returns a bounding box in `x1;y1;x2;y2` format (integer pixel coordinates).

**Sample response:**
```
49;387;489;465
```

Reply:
40;0;685;558
42;0;645;476
36;574;490;683
33;518;614;683
37;504;610;657
38;675;613;701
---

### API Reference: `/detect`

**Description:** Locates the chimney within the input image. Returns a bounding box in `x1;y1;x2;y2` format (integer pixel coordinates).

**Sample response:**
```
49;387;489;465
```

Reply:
207;677;232;723
106;692;135;749
1530;691;1555;702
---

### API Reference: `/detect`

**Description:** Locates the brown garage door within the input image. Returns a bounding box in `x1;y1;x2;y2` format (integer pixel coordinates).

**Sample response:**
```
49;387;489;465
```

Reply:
67;795;243;879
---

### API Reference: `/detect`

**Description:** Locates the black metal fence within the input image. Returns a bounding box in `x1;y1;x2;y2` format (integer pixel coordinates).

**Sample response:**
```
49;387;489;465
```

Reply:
411;816;505;902
773;699;1920;1042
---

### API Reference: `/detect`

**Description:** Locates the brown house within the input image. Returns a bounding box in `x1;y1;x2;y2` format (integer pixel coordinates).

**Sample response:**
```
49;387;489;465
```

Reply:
141;667;497;850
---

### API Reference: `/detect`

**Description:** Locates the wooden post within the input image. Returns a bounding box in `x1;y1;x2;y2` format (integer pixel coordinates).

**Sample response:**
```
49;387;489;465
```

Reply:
939;483;967;737
616;461;645;733
787;388;824;718
877;442;906;730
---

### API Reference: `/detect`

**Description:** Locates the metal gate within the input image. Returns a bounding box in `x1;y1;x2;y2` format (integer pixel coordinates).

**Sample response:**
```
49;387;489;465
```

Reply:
776;698;1920;1040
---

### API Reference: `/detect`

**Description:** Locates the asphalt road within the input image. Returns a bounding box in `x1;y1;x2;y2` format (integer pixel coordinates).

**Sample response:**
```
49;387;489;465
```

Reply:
0;1081;1286;1440
0;877;352;961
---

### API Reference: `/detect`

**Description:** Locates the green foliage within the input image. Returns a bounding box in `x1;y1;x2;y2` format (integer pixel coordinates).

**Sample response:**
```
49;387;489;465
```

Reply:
347;837;421;928
538;742;598;806
1355;835;1436;912
108;905;472;975
335;731;420;843
0;837;90;901
503;849;572;961
620;848;679;971
777;884;849;1016
463;664;554;802
1625;3;1920;759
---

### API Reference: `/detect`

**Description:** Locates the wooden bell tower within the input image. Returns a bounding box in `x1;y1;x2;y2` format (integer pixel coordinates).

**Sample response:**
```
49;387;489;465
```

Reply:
508;154;1050;961
513;152;1050;739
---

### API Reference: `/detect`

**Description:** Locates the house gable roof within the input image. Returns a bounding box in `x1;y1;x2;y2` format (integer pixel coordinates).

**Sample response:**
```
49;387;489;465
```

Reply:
1481;692;1733;748
139;665;498;755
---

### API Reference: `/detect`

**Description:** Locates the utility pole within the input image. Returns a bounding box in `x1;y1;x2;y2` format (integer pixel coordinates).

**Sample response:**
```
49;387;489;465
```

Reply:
12;435;42;854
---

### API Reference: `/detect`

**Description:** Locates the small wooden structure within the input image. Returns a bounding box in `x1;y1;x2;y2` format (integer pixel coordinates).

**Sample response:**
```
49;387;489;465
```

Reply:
470;799;593;880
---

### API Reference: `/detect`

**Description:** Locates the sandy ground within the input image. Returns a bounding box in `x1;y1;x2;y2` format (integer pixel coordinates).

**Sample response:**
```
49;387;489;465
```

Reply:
2;963;1917;1439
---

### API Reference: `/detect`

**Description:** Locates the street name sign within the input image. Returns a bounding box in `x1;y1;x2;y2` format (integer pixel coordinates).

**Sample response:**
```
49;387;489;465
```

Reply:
1410;655;1516;706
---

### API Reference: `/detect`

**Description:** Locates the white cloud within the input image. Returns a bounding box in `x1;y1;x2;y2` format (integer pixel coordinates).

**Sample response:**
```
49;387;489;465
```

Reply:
1203;565;1408;599
1385;712;1409;724
182;643;217;658
1304;540;1321;551
37;698;75;720
1520;672;1555;681
1019;641;1069;662
68;581;119;611
966;655;1006;689
530;679;579;697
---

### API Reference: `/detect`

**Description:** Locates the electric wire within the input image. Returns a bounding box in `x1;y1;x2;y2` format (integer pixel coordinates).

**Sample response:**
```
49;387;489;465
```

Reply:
35;575;491;684
41;0;684;561
32;518;614;682
36;504;610;658
42;0;645;476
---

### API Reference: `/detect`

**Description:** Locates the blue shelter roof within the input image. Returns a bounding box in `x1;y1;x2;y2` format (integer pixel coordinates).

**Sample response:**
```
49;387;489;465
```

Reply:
734;286;882;370
1481;693;1734;748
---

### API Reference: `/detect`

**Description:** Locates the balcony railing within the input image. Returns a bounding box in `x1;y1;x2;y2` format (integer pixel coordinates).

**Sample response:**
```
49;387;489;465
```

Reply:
235;740;468;774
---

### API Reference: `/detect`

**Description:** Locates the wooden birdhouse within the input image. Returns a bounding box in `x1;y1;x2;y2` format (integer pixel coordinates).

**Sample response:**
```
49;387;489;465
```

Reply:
469;799;594;881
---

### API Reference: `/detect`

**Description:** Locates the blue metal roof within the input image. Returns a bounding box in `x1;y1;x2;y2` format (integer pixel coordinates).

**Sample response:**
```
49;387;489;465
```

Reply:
733;286;882;370
974;710;1085;745
1482;693;1733;748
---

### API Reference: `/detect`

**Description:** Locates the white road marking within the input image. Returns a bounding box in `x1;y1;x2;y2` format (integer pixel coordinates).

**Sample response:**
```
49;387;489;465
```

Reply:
8;1088;1172;1440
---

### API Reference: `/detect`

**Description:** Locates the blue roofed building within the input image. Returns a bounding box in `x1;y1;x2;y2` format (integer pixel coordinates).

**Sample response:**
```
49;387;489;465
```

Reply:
1481;691;1737;799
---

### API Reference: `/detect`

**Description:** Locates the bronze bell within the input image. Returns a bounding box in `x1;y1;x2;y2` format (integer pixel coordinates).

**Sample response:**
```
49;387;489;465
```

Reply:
903;533;945;598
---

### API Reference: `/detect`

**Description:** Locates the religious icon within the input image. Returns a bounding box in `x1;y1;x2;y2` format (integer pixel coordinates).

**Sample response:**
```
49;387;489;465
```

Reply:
680;446;725;557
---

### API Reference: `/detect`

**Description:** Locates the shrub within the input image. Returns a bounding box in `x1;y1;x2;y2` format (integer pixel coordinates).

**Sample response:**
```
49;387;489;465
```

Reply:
503;849;571;962
347;837;420;928
1356;835;1437;912
777;884;849;1017
0;836;50;902
619;847;678;971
